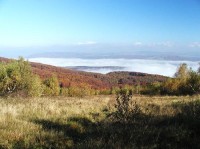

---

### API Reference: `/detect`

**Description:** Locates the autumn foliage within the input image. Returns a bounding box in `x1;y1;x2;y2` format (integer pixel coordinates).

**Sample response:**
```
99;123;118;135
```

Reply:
0;57;43;97
161;63;200;95
1;57;200;97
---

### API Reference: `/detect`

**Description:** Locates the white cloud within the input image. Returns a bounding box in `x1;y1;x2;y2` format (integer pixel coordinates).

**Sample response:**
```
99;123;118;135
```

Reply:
28;58;199;77
77;41;97;45
189;42;200;48
148;42;174;48
131;41;175;48
133;42;142;46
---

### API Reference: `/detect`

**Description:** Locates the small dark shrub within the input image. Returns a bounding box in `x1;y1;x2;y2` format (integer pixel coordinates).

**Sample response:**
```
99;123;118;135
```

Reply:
113;89;141;123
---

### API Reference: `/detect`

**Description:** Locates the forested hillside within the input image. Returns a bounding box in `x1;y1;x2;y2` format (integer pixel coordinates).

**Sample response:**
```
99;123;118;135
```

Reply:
2;57;200;97
0;57;167;90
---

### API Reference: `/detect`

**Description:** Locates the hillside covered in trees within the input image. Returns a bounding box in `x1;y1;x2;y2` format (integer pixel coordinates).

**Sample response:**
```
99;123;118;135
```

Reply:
0;57;167;89
1;57;200;97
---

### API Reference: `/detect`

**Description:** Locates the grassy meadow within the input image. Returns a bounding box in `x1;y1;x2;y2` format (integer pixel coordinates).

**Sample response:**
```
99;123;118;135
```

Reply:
0;95;200;149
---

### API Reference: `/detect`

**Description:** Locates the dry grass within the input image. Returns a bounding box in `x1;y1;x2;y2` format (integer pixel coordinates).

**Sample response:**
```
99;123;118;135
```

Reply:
0;95;200;148
0;96;110;148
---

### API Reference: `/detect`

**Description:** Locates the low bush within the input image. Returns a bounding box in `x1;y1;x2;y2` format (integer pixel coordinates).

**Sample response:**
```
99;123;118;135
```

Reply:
112;89;141;123
43;75;60;96
0;57;43;97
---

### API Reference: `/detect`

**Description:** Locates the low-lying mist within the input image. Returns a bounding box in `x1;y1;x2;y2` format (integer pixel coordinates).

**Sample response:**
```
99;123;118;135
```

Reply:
28;58;199;77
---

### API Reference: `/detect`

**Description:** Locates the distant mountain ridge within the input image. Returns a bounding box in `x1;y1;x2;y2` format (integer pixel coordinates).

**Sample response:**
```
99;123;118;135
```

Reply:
65;66;126;73
28;51;200;61
0;57;168;89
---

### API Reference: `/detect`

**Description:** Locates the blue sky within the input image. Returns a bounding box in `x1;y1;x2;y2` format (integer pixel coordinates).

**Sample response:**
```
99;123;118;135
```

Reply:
0;0;200;57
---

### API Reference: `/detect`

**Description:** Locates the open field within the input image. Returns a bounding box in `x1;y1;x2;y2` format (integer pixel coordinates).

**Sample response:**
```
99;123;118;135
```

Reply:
0;95;200;149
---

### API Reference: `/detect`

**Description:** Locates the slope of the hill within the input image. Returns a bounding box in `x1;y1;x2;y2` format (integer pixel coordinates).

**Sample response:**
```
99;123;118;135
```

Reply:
31;62;111;89
0;57;168;89
107;71;167;85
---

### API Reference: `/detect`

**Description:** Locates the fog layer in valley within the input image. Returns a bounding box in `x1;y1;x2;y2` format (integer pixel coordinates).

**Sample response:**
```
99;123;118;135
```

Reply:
28;58;199;77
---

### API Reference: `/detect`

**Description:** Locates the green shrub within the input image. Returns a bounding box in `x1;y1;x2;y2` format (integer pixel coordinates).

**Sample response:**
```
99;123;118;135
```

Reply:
142;82;161;95
0;57;43;97
26;75;43;97
68;86;88;97
185;71;200;95
60;87;69;96
43;75;60;96
161;64;200;96
99;89;111;95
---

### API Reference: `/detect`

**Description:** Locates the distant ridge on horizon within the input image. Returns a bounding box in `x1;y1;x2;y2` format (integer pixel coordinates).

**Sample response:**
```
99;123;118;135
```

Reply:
28;51;200;61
